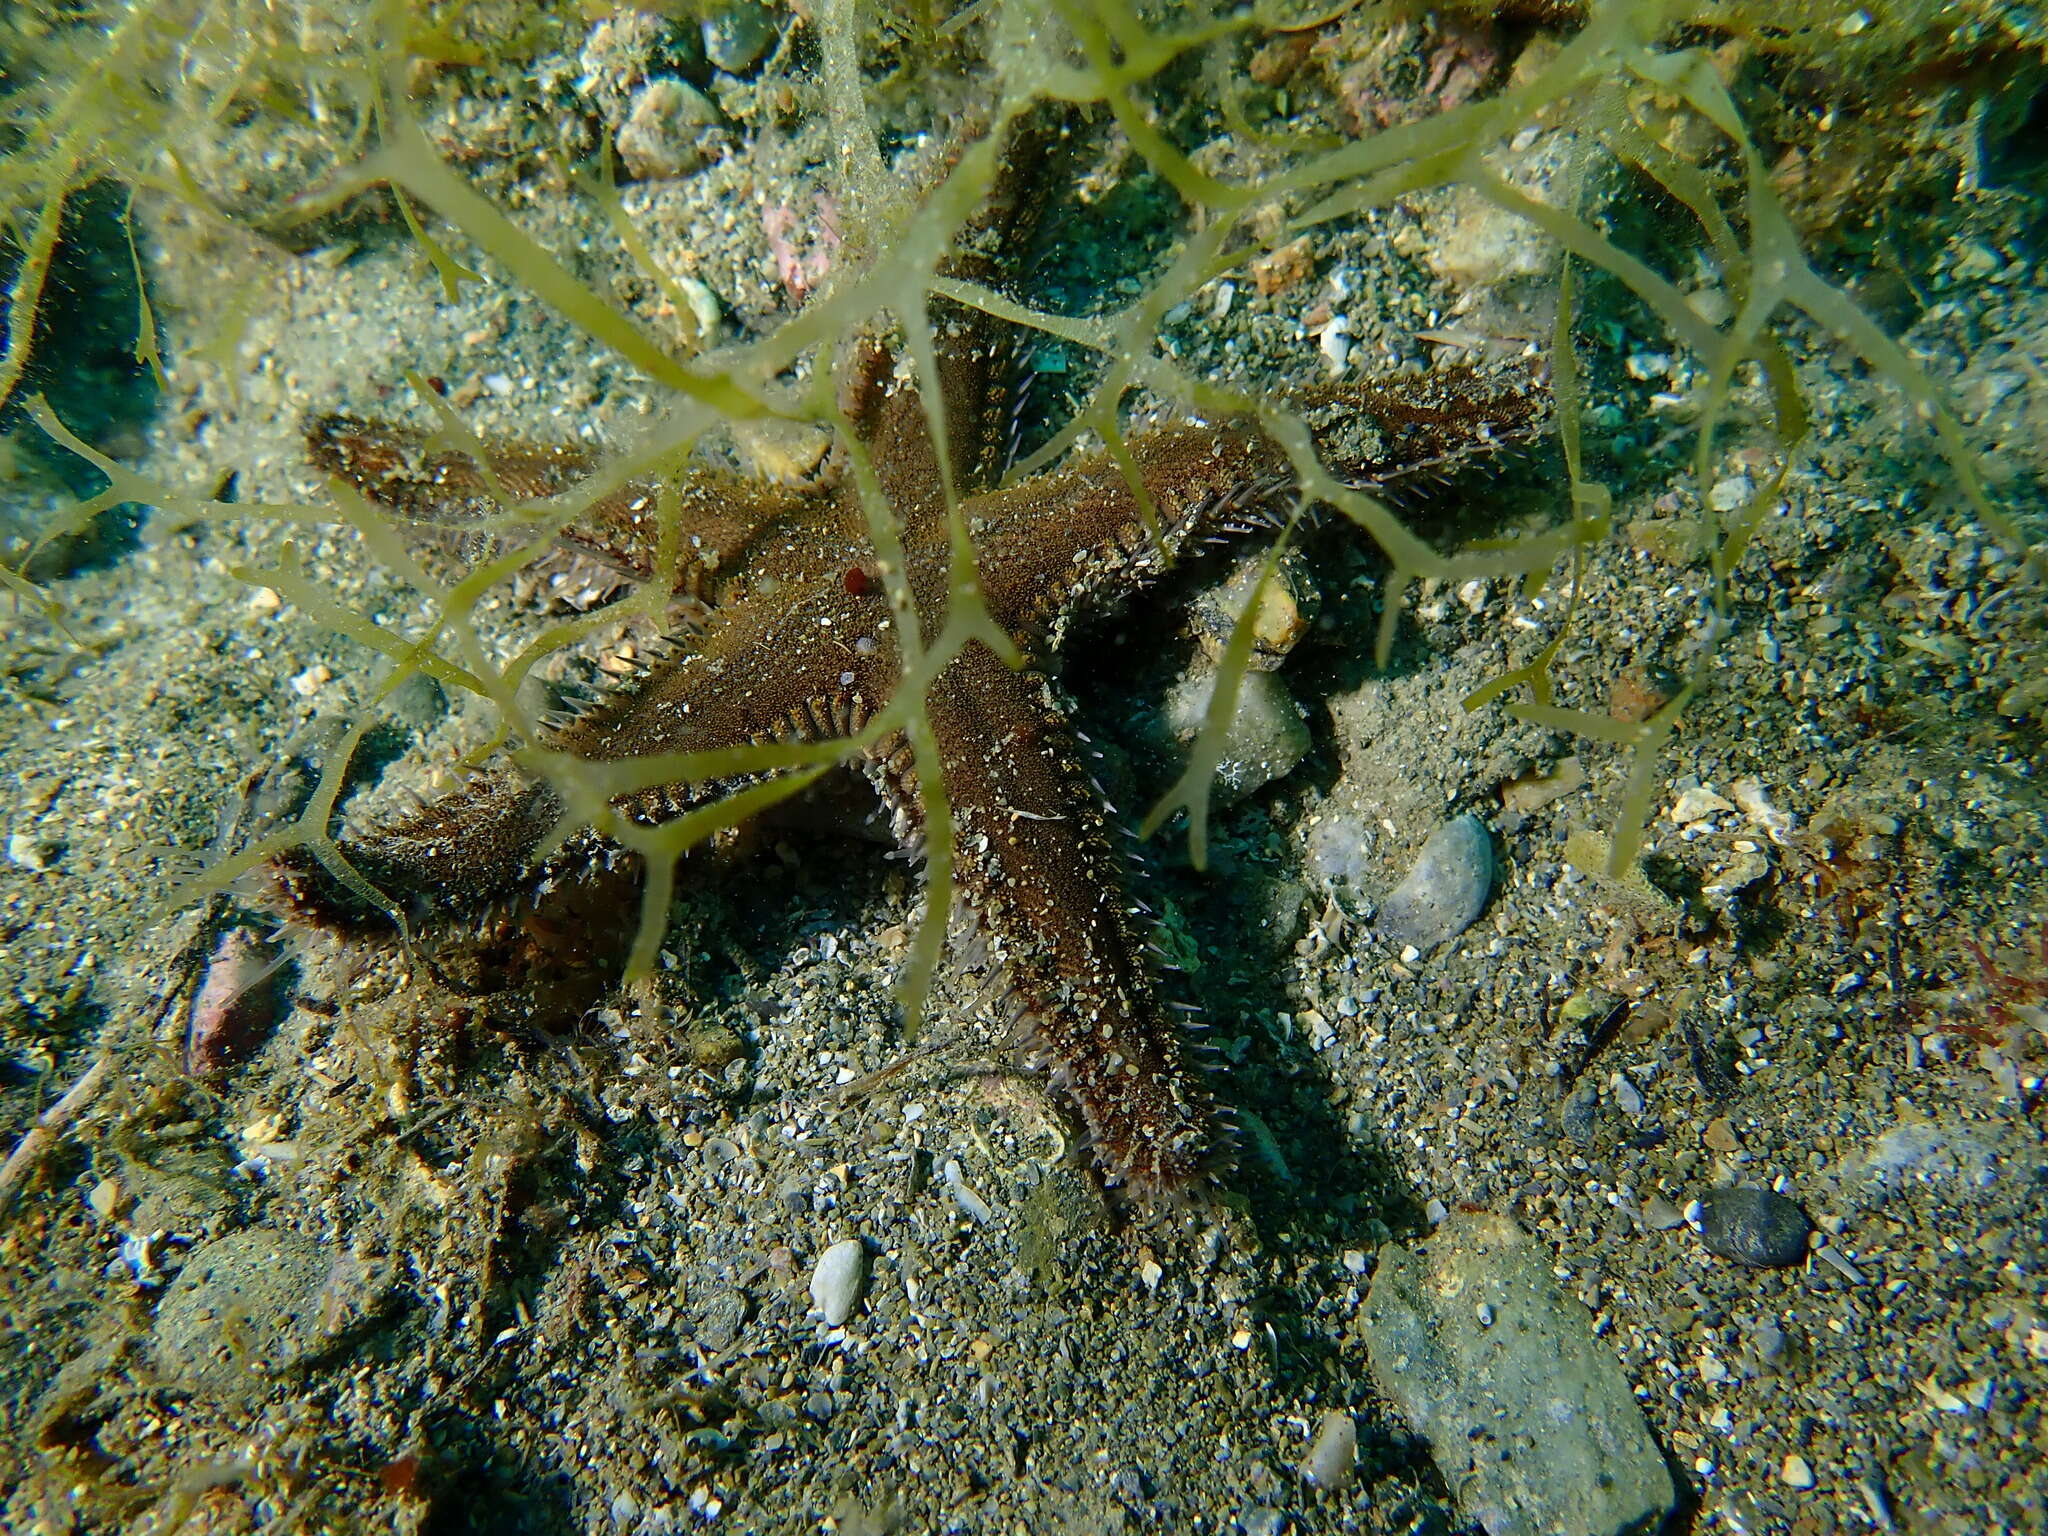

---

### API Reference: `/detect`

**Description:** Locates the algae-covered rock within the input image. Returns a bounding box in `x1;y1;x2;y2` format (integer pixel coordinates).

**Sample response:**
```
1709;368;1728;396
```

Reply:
1359;1211;1674;1536
153;1229;392;1397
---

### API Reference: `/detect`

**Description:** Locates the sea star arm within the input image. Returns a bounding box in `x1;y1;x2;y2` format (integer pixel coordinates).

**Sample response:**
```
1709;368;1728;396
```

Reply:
306;412;818;604
971;366;1550;649
881;642;1221;1189
270;585;901;931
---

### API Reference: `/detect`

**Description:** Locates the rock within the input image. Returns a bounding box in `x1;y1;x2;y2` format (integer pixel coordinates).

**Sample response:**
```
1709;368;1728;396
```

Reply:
1641;1195;1685;1231
1423;188;1558;290
576;12;695;123
153;1230;389;1397
1695;1187;1811;1268
810;1238;867;1325
1669;784;1736;825
1301;1410;1356;1489
1377;814;1494;953
690;1287;749;1350
615;78;721;180
1561;1082;1600;1147
1303;806;1376;899
7;832;54;870
1836;1120;2007;1209
1781;1453;1816;1489
701;0;778;74
1188;549;1320;671
1359;1210;1676;1536
1162;665;1311;804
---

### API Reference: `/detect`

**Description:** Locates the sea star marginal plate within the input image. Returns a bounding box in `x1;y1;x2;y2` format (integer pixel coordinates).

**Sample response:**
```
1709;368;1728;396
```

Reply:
269;111;1546;1194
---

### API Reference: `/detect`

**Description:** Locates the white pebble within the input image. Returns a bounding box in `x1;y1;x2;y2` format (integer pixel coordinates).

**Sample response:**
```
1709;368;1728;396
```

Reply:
288;664;331;698
6;833;52;871
1780;1453;1816;1490
809;1238;868;1325
942;1158;994;1224
1301;1410;1357;1489
1668;785;1735;825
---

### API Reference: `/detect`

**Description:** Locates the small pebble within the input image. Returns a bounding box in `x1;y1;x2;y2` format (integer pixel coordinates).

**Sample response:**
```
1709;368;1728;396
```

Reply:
1696;1187;1812;1268
1751;1318;1787;1363
942;1158;994;1224
701;0;777;73
1612;1071;1645;1117
1669;784;1736;824
1780;1453;1816;1490
7;832;53;870
1642;1195;1685;1231
288;663;331;698
809;1238;868;1325
1301;1410;1356;1489
1377;814;1494;953
1561;1082;1600;1147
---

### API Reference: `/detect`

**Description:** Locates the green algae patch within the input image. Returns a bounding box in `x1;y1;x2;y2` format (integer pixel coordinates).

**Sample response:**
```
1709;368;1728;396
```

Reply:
11;0;2037;1010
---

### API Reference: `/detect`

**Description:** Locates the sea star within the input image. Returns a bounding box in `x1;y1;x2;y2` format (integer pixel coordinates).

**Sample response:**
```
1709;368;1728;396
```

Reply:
270;112;1544;1193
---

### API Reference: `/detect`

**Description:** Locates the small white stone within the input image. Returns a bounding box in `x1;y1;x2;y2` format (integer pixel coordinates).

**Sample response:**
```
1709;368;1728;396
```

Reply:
1731;777;1796;843
809;1238;867;1326
1301;1410;1357;1489
1780;1453;1816;1489
288;664;331;698
675;274;723;337
1669;785;1735;825
247;586;282;614
1318;314;1353;375
1707;475;1754;513
6;833;51;871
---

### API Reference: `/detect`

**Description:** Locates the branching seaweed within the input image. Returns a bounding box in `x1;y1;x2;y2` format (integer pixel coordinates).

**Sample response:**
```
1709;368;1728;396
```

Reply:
13;0;2034;1007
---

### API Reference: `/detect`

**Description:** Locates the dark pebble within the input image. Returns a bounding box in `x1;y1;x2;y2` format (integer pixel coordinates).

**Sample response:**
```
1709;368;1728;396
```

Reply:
1561;1082;1600;1147
1697;1187;1811;1268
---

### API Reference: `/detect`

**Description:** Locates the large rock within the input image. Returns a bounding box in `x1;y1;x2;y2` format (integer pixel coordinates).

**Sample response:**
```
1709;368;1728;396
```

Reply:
1358;1211;1675;1536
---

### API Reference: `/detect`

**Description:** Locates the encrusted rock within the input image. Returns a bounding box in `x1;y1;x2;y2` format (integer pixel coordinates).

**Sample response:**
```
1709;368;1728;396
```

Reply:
615;78;722;181
1359;1211;1675;1536
153;1230;390;1397
1188;548;1321;671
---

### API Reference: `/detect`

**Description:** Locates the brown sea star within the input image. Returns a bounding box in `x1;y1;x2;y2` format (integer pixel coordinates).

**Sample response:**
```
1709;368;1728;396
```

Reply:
270;112;1545;1193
